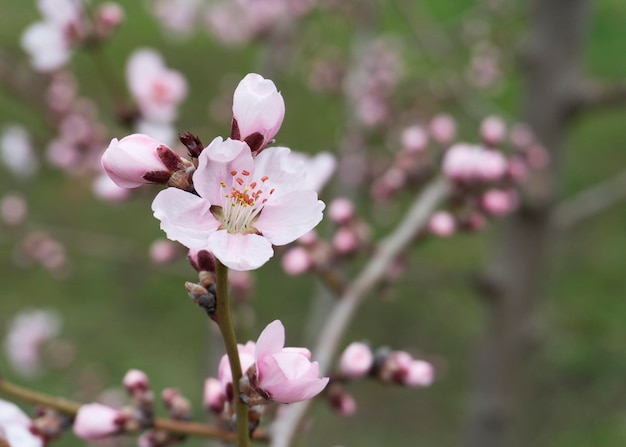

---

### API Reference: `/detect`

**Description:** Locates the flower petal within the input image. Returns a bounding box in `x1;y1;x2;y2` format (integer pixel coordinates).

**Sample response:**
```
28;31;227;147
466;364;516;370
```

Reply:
253;147;305;197
255;320;285;361
194;137;253;203
152;188;219;249
254;190;325;245
207;231;273;271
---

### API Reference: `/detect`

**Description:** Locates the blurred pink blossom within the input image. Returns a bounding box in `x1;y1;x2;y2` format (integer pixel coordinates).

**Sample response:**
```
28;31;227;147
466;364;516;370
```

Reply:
480;115;507;146
339;342;373;379
1;195;28;226
428;211;456;237
429;114;457;145
328;197;355;224
482;189;518;216
4;309;62;377
0;125;39;179
126;49;188;123
401;125;428;153
21;0;83;72
281;246;312;275
149;239;179;264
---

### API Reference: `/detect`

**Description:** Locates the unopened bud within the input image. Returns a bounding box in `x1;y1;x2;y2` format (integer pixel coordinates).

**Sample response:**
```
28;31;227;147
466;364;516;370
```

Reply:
179;132;204;158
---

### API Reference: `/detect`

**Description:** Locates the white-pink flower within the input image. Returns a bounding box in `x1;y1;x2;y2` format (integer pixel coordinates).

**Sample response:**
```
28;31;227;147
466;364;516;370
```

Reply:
126;49;188;123
21;0;82;72
73;403;121;440
0;399;43;447
232;73;285;152
4;309;62;378
218;341;257;392
152;137;325;270
252;320;328;404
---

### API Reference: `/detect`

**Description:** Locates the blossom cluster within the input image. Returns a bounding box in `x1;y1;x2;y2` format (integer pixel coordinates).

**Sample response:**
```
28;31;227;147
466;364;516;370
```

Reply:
102;73;326;271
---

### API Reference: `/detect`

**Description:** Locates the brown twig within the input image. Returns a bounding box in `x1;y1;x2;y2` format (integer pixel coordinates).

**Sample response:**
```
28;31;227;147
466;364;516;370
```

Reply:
270;177;451;447
0;376;268;442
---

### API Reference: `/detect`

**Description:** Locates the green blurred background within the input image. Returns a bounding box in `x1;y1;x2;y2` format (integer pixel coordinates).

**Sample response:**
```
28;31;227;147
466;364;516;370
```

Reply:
1;1;626;446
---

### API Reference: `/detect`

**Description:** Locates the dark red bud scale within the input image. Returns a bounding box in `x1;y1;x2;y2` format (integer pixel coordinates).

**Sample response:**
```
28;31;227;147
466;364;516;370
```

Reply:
157;145;185;171
244;132;264;155
230;118;241;140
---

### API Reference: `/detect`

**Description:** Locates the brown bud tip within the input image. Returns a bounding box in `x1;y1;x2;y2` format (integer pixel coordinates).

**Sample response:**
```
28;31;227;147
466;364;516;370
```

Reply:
179;132;204;158
189;249;216;273
244;132;264;155
230;118;241;140
143;170;171;184
157;145;185;172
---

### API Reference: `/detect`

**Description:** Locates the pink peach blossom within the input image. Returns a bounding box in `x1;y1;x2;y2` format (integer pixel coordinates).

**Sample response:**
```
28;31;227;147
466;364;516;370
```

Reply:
73;403;121;440
482;189;518;216
253;320;328;404
126;49;187;123
480;115;507;146
339;342;374;379
0;125;39;179
152;137;325;270
1;195;28;226
429;114;456;144
232;73;285;151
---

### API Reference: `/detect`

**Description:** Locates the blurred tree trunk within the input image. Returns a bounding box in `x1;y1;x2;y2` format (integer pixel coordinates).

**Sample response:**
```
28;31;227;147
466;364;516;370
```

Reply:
462;1;591;447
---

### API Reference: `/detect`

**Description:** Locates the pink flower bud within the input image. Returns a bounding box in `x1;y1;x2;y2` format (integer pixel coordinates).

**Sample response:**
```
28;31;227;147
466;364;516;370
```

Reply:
339;342;374;379
231;73;285;152
328;198;355;224
281;247;312;275
403;360;434;387
526;145;550;170
401;125;428;153
73;403;121;440
331;390;357;416
253;320;329;404
123;369;150;392
428;211;456;237
480;115;506;146
298;230;318;246
429;114;456;145
95;2;124;32
101;134;176;188
482;189;518;216
204;378;226;413
149;239;179;264
332;228;359;254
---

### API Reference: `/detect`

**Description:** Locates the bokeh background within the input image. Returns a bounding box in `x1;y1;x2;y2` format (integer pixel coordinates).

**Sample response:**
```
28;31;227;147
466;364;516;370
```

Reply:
1;1;626;446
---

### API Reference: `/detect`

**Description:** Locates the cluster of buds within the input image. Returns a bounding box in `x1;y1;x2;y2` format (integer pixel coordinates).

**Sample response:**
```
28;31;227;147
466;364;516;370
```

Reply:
281;197;370;278
344;38;403;128
15;231;69;277
322;342;434;417
205;321;328;433
21;0;124;73
138;389;191;447
73;369;155;442
429;116;549;236
371;114;457;202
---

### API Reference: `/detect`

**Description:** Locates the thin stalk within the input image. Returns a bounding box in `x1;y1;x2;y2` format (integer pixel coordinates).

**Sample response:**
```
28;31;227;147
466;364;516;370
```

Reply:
0;376;268;441
215;261;250;447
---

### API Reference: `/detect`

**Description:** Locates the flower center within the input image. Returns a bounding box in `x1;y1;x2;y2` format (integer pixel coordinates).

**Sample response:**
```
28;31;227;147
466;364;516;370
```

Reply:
219;170;275;233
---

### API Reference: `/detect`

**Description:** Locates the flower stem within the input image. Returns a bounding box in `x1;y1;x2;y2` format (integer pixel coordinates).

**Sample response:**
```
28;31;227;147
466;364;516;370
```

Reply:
215;261;251;447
